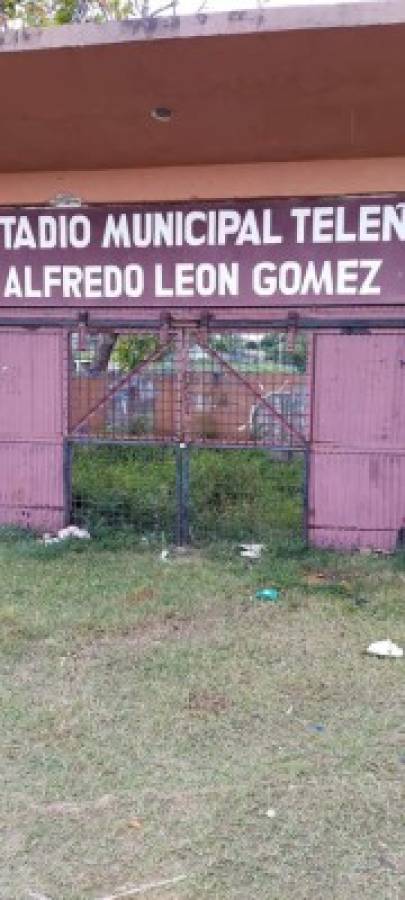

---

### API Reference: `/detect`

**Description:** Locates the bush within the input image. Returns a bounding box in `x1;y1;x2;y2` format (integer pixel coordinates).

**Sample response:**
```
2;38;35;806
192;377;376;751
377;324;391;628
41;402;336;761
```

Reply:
72;445;176;538
190;449;303;542
72;445;304;544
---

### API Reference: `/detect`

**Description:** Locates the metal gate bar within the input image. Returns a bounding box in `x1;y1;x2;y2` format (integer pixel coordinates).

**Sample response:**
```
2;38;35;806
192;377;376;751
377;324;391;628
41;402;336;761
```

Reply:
175;443;190;546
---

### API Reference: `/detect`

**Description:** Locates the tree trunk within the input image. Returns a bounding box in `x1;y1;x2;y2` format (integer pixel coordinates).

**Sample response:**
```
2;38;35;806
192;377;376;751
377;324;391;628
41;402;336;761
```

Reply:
88;332;117;375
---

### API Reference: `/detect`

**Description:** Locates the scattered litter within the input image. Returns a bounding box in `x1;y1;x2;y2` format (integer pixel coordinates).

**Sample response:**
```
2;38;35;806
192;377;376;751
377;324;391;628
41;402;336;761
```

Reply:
255;588;279;602
241;549;261;560
128;817;142;830
160;549;170;561
266;808;276;819
286;705;293;715
42;525;90;545
240;543;264;560
367;639;403;658
307;723;326;734
58;525;90;541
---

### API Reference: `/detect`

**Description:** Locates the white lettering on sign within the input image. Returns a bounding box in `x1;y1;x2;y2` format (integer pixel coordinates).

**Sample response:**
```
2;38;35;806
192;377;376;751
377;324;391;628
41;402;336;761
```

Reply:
101;209;284;250
289;203;405;244
155;262;239;298
0;199;402;306
4;264;145;300
0;214;92;250
252;259;382;297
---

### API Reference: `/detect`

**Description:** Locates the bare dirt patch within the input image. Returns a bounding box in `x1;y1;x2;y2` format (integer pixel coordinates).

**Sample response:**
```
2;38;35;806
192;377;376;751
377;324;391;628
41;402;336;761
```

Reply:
187;689;231;716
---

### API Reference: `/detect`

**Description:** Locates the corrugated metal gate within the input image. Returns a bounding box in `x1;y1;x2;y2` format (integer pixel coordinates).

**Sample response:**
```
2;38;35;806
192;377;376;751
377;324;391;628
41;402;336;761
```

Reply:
310;331;405;551
66;327;309;546
0;329;66;532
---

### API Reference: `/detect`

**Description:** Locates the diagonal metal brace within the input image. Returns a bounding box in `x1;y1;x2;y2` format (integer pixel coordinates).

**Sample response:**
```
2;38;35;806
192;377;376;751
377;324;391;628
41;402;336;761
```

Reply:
71;339;173;434
196;337;307;446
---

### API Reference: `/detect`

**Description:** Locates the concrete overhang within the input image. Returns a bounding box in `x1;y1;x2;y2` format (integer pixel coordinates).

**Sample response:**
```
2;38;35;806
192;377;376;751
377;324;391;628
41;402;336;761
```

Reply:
1;1;405;173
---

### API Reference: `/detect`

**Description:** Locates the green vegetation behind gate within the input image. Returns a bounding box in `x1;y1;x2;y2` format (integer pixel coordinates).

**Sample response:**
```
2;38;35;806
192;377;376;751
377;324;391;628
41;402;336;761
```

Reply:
72;445;304;544
1;534;405;899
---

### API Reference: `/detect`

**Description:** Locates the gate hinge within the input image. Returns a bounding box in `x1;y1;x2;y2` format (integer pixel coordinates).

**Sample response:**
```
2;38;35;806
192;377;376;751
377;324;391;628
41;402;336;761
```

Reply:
159;311;172;343
198;312;214;343
286;312;300;349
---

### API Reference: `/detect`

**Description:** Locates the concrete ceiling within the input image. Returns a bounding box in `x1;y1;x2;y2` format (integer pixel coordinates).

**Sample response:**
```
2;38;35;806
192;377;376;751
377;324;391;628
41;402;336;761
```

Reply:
1;2;405;172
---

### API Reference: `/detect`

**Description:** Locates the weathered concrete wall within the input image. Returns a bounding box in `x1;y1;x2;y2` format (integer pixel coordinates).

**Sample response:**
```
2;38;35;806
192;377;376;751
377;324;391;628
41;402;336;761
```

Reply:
0;158;405;205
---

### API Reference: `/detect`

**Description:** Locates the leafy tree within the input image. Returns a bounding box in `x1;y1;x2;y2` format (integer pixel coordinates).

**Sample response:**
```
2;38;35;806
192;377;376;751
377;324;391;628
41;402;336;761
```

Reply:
289;336;307;373
261;333;307;372
0;1;179;26
112;334;159;372
1;1;51;25
210;334;244;355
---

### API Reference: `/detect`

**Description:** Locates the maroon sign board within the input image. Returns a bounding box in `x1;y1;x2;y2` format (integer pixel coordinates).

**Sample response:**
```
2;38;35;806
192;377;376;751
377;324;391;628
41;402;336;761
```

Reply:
1;197;405;314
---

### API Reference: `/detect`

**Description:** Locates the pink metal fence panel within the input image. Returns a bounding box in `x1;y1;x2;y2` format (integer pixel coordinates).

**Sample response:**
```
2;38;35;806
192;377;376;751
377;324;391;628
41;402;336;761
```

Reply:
310;333;405;550
312;333;405;449
309;449;405;550
0;329;65;531
0;331;63;439
0;443;64;532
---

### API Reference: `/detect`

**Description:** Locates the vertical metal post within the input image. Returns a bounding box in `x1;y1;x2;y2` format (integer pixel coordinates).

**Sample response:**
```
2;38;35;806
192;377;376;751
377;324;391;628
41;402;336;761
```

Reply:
181;442;190;546
175;444;182;545
173;326;191;546
63;440;73;526
302;445;310;547
176;442;190;547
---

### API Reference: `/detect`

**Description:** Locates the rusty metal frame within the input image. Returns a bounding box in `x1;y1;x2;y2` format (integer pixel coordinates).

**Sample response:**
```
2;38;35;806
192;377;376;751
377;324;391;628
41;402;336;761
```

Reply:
69;325;308;446
4;315;405;331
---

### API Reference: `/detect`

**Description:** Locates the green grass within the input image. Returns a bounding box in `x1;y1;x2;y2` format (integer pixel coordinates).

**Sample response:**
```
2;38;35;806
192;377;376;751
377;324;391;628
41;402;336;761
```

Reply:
72;446;177;539
1;533;405;899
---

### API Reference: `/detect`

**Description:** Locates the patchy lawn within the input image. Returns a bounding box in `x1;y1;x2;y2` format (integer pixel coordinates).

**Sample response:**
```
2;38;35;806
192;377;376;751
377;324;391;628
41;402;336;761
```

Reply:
1;533;405;899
